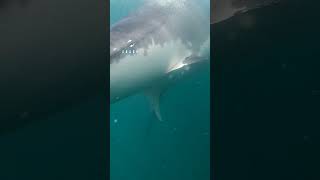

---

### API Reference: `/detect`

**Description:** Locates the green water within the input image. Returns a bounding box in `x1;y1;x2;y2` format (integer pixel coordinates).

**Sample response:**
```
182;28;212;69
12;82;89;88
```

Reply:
110;1;210;179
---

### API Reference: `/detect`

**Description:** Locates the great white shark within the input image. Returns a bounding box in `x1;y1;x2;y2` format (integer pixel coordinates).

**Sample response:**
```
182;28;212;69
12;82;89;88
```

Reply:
110;0;278;120
110;0;210;120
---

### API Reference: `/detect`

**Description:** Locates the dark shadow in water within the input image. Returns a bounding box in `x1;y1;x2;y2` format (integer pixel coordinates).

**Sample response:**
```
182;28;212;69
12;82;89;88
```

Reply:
213;0;320;179
0;0;108;135
0;0;29;9
0;0;108;179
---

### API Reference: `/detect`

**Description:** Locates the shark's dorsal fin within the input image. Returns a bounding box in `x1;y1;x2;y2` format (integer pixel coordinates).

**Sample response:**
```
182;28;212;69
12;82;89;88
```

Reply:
145;85;168;121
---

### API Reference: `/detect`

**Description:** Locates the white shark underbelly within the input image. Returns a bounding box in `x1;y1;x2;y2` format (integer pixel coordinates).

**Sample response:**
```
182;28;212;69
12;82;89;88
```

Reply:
110;39;193;103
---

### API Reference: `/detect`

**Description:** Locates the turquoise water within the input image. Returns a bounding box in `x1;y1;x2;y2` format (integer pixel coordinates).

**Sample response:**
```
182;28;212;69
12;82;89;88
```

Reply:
110;1;210;179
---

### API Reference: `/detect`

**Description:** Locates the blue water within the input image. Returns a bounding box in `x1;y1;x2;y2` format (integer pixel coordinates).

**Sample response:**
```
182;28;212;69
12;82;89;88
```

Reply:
110;1;210;179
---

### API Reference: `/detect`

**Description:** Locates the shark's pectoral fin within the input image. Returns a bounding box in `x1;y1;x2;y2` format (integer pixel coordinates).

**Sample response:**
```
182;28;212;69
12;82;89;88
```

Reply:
145;85;168;121
144;55;207;121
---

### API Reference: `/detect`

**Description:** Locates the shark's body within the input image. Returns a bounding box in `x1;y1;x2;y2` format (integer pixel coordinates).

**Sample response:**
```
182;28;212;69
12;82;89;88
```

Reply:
110;0;281;120
110;0;279;107
110;1;210;111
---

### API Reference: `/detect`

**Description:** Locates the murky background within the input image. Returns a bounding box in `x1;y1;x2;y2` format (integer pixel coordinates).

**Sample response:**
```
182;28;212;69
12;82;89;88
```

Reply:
0;0;107;179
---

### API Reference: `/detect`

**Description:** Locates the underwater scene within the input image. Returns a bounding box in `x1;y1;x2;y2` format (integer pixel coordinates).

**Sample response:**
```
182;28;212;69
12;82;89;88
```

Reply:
110;0;210;179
